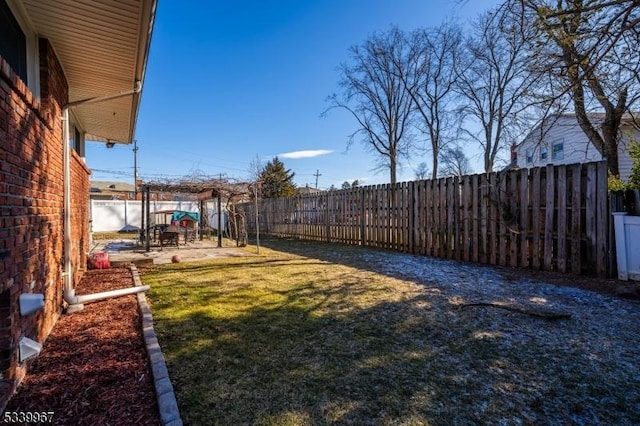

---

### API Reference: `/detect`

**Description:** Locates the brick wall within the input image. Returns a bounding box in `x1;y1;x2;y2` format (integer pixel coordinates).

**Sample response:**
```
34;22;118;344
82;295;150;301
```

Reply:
0;38;90;409
70;150;90;284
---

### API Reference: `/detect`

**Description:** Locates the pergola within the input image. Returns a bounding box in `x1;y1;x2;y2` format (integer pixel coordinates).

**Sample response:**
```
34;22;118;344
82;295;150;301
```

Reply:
139;177;252;252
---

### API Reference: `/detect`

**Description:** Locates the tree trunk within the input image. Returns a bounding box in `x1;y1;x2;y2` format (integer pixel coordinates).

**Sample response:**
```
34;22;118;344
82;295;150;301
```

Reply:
431;148;439;180
601;115;621;177
484;150;493;174
390;157;397;185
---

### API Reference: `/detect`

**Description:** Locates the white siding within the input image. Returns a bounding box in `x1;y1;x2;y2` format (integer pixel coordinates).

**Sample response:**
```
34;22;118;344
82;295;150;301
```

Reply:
515;115;604;169
515;115;637;180
618;124;639;181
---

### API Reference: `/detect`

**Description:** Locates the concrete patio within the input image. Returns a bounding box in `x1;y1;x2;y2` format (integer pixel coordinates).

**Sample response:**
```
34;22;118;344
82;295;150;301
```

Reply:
91;237;253;266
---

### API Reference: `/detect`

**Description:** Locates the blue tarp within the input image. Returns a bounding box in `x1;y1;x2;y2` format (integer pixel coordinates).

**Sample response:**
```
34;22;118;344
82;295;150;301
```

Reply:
171;211;199;222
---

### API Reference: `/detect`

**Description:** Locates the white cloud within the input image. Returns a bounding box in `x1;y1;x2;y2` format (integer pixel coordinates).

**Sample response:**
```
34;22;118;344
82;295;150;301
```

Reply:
278;149;333;159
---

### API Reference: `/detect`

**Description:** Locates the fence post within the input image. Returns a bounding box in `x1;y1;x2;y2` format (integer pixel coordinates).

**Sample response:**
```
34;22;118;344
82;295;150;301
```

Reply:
408;181;414;253
596;161;608;277
326;192;331;243
360;187;365;246
544;164;555;271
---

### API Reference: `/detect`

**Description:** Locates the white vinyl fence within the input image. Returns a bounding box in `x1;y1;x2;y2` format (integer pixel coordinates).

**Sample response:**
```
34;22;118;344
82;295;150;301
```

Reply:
90;200;227;233
613;212;640;281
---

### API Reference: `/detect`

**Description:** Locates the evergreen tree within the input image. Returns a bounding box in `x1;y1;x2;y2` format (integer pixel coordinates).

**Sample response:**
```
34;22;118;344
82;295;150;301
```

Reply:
258;157;297;198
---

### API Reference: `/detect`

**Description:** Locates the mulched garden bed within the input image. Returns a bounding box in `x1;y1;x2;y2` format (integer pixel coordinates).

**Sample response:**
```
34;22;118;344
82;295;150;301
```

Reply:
4;267;160;426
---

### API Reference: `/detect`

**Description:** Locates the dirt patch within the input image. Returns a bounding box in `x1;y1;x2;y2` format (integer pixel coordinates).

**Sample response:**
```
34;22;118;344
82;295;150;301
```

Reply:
5;267;160;425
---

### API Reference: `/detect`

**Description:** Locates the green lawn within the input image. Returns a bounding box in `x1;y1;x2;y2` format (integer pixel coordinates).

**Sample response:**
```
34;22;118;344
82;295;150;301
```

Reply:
143;237;640;425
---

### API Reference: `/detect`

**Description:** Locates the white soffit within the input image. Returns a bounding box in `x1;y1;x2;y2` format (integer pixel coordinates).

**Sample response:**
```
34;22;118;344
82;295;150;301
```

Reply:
21;0;156;144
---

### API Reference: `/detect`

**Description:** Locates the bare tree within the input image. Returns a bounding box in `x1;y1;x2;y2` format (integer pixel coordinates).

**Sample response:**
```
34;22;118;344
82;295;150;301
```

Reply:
325;28;414;185
398;23;463;179
248;155;262;182
456;4;539;173
518;0;640;177
439;145;472;177
414;161;429;180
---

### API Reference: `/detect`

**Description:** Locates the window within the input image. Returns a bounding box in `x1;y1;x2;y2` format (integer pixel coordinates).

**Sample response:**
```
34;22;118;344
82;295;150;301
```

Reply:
552;142;564;160
0;1;39;95
540;146;548;161
70;125;85;156
0;0;27;82
526;149;533;164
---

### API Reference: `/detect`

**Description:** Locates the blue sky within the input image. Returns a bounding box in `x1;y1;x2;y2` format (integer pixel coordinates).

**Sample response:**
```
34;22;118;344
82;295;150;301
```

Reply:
86;0;499;189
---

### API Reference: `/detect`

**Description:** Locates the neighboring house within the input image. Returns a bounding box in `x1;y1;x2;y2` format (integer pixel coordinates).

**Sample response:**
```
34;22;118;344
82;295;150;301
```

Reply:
0;0;156;408
299;185;324;195
513;114;639;180
90;180;196;201
90;181;138;201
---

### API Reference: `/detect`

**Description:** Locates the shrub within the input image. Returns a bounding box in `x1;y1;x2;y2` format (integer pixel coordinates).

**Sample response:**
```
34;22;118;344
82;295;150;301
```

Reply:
608;141;640;191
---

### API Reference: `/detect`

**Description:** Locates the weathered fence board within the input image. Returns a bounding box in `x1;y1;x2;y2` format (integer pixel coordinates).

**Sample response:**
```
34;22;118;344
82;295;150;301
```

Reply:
557;165;567;273
544;164;555;271
471;175;479;263
243;161;611;277
571;163;582;274
498;173;507;266
532;167;542;269
596;161;608;277
509;171;519;268
519;168;530;268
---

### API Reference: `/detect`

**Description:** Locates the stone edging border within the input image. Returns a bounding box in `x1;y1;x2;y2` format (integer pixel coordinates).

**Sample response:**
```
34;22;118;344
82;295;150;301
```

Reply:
130;265;183;426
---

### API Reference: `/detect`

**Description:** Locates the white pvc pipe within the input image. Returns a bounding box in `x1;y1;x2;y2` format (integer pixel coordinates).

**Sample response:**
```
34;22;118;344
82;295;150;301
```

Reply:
62;107;149;309
65;83;141;108
69;285;151;305
62;107;73;300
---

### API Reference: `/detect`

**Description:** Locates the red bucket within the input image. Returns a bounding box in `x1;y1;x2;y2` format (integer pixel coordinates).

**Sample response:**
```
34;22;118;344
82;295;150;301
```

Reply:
90;251;111;269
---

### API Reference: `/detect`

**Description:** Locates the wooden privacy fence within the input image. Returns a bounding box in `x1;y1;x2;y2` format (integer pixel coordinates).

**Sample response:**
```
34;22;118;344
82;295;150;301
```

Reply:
239;161;610;277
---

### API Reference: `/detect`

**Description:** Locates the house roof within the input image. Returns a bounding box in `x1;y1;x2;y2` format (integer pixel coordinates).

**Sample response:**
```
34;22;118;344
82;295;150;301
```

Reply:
91;180;136;192
19;0;157;144
299;186;324;195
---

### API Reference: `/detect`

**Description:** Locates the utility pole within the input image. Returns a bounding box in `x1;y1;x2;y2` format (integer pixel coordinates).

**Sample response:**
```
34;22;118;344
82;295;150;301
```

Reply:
133;139;139;199
314;169;321;189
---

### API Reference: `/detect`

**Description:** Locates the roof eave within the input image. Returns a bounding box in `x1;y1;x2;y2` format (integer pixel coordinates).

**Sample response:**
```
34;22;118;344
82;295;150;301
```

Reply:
21;0;158;145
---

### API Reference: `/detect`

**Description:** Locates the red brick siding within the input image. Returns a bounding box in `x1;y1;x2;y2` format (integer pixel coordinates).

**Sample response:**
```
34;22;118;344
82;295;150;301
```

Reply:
0;38;90;409
70;150;90;283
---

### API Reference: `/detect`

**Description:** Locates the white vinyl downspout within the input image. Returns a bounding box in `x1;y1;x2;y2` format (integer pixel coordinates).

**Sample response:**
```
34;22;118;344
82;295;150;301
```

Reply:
62;100;148;311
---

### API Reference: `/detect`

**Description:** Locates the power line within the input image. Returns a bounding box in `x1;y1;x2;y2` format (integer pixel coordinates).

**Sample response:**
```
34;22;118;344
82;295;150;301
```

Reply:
92;169;133;177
